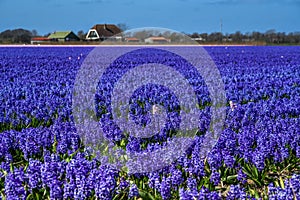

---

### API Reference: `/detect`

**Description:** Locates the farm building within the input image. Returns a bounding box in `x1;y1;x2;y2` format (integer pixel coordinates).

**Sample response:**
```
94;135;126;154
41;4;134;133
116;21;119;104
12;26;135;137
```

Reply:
144;36;171;44
48;31;80;42
31;37;50;44
86;24;122;41
124;37;140;42
191;37;205;42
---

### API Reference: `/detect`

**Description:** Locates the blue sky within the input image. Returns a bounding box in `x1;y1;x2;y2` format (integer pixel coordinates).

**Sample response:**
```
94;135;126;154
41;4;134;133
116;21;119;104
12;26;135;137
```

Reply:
0;0;299;35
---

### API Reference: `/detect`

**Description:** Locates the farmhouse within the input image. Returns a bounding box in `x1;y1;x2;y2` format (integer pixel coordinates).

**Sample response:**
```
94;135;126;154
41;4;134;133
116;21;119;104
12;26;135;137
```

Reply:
48;31;80;42
144;36;170;44
86;24;122;41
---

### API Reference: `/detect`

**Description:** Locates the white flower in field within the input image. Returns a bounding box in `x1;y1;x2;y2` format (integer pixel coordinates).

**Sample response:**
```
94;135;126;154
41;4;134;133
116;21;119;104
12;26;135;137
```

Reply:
151;104;163;115
229;100;237;111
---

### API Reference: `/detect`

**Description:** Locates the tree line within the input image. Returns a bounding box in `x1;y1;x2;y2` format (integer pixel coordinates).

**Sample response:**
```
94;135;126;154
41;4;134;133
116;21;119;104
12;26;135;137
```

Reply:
0;29;38;44
188;29;300;44
0;28;299;44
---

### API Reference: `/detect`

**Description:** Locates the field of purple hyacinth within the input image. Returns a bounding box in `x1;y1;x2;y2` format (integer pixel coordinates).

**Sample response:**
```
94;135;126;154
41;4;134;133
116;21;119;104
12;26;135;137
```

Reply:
0;46;299;199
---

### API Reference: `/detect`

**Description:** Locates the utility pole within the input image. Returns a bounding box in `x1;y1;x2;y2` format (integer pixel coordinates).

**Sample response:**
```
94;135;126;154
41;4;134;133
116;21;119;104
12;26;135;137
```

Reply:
220;18;223;34
220;18;223;43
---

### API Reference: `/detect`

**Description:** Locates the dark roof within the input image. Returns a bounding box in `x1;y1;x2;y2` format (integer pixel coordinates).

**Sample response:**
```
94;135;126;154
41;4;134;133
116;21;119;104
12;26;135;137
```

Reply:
92;24;122;37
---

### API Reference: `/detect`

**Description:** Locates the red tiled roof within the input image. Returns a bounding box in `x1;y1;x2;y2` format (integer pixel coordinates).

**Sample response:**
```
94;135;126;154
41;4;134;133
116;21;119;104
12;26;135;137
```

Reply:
147;37;168;40
31;37;50;41
125;37;140;41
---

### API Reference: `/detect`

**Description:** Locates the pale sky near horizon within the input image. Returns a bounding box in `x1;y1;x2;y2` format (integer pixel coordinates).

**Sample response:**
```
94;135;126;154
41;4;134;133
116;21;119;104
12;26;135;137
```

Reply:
0;0;299;35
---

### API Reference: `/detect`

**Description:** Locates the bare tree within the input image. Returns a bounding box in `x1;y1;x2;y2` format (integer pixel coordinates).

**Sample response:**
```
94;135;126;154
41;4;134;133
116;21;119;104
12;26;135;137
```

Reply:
133;30;152;40
31;29;38;37
117;23;129;32
77;30;86;40
44;33;51;37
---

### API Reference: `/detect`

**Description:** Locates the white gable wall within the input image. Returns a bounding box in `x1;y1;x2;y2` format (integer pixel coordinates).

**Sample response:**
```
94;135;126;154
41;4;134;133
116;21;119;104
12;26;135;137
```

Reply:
86;29;100;40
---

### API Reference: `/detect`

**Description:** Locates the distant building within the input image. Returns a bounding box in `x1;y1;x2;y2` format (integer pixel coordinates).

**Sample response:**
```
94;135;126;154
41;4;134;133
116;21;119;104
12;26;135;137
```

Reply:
144;36;170;44
124;37;140;42
48;31;80;42
222;37;233;42
191;37;205;42
31;37;50;44
242;38;253;42
86;24;122;41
